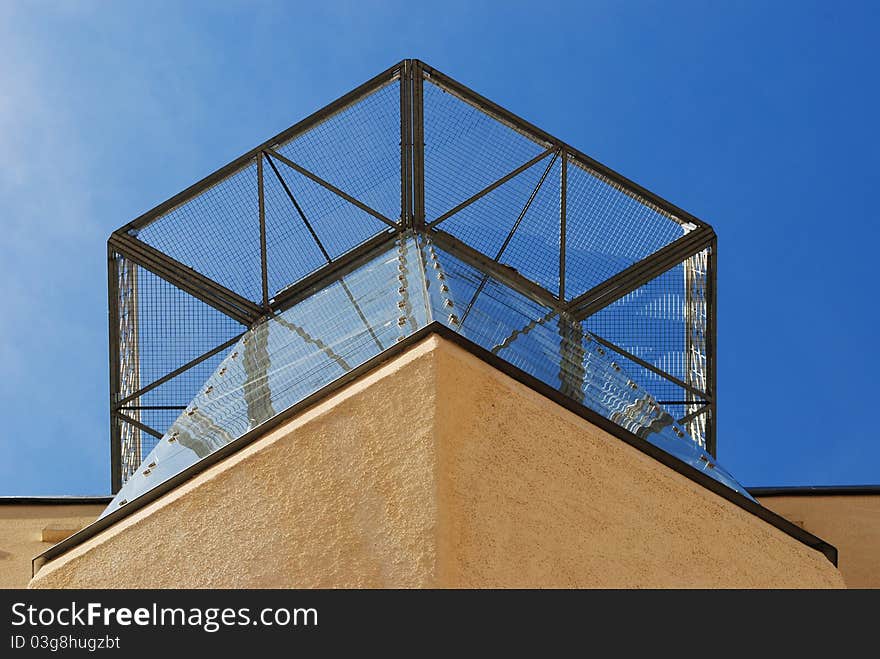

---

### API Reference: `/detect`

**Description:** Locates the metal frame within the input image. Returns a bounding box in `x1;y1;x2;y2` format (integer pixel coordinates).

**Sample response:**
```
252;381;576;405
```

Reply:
107;59;719;491
107;245;123;492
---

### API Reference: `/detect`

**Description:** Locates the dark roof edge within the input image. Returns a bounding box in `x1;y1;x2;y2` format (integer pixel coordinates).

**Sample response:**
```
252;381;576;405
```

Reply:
32;323;838;577
750;485;880;497
0;496;113;505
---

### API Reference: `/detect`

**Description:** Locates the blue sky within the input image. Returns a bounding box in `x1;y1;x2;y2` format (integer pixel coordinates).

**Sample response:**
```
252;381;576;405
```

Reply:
1;0;878;495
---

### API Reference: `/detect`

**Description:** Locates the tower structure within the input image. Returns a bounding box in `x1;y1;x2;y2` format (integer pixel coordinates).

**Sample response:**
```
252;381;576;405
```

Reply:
106;59;723;507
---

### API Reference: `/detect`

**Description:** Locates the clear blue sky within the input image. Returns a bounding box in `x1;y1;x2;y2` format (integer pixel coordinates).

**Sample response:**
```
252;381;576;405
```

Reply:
1;1;877;495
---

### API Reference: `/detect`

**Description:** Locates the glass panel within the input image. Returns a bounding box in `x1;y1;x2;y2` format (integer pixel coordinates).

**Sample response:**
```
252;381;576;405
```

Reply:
423;237;751;500
105;231;745;518
104;235;427;517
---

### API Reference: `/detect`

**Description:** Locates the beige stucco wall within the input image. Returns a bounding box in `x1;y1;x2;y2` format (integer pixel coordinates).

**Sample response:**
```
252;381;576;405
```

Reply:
757;495;879;588
30;335;844;588
0;504;105;589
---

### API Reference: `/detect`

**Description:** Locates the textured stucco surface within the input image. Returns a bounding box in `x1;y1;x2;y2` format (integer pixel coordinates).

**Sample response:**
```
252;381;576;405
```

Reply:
0;505;105;589
757;494;880;588
31;335;844;588
430;344;843;588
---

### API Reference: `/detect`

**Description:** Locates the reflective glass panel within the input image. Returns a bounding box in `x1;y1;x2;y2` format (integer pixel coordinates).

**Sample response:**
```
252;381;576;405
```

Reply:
105;231;749;517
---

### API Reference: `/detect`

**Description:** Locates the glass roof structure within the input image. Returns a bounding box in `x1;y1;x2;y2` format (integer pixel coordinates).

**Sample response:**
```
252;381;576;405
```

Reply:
106;59;742;516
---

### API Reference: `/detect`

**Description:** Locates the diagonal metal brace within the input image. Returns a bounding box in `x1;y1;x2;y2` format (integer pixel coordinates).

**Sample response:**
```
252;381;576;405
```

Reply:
265;148;398;229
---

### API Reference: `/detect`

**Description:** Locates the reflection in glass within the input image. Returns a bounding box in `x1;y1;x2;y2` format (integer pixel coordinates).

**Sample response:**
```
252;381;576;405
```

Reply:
105;232;749;518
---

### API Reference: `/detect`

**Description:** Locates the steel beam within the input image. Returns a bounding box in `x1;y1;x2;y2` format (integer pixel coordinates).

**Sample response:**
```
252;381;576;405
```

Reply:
676;404;710;427
119;406;187;411
115;412;163;441
560;150;567;300
430;229;562;312
412;60;426;230
707;237;718;457
400;60;412;229
108;233;260;326
567;226;715;321
107;245;122;493
258;153;269;310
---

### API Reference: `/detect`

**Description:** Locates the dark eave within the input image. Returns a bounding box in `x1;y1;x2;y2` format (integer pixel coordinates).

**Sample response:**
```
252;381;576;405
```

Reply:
749;485;880;497
0;496;113;506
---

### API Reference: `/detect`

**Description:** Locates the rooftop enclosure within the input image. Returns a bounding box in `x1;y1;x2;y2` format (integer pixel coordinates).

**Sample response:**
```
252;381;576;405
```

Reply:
105;59;728;514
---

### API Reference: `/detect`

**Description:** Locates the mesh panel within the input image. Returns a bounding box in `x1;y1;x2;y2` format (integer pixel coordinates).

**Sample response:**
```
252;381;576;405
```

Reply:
106;238;428;516
115;254;140;404
584;264;687;383
274;78;401;222
438;152;551;260
114;258;244;477
564;155;685;301
499;156;562;295
264;154;390;298
423;77;546;222
137;158;262;302
124;348;234;459
134;266;245;385
582;259;709;446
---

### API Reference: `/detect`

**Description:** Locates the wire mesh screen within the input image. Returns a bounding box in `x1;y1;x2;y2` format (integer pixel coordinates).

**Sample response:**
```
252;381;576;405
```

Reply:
108;60;720;497
112;253;244;482
136;158;263;303
582;250;711;446
437;155;559;265
272;76;402;223
133;266;244;386
564;155;686;301
422;77;548;222
263;153;391;299
114;254;141;480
